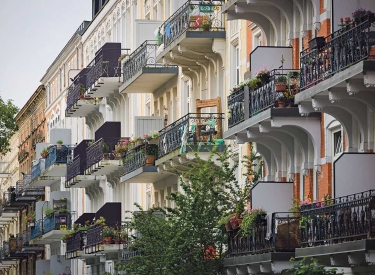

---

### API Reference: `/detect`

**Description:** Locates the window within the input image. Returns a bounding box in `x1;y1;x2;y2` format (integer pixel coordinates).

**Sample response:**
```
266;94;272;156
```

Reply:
235;46;240;85
333;131;342;156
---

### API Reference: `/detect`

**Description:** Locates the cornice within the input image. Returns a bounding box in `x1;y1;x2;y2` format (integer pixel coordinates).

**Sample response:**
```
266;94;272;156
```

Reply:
41;34;81;83
16;87;46;125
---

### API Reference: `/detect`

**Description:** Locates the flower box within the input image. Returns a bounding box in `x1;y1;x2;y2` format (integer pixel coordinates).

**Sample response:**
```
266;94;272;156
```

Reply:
308;37;325;50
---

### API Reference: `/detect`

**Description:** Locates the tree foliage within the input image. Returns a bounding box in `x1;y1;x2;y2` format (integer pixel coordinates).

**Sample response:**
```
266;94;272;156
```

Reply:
289;258;344;275
124;147;241;275
0;96;19;155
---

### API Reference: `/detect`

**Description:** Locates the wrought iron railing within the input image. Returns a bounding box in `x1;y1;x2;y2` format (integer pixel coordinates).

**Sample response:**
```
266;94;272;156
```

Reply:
66;155;81;186
124;144;158;174
123;40;175;83
159;1;224;48
227;69;298;129
31;159;45;181
16;175;41;196
86;43;121;90
85;224;103;254
300;190;375;247
300;16;375;91
45;145;71;169
16;233;23;251
22;231;31;246
65;231;86;259
227;212;300;258
158;113;223;158
85;137;121;173
31;219;42;239
3;190;16;206
122;241;139;263
66;69;87;112
3;241;9;257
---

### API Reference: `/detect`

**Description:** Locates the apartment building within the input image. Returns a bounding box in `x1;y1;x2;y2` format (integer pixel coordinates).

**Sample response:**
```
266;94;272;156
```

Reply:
1;0;374;274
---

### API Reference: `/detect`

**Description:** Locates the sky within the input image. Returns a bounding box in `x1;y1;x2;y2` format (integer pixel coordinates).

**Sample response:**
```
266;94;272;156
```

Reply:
0;0;92;109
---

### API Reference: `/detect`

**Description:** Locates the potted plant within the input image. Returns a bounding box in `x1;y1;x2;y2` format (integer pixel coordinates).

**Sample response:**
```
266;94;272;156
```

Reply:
102;142;111;160
61;230;75;243
41;148;49;158
287;70;300;80
247;77;261;91
44;271;53;275
79;84;86;100
141;144;158;166
95;216;106;226
255;66;271;85
56;140;63;149
201;18;211;31
147;132;159;145
120;231;128;243
116;140;129;157
218;214;232;232
44;207;55;217
25;211;36;227
352;8;374;24
113;230;120;244
134;136;143;147
103;226;114;244
275;75;287;92
239;207;267;236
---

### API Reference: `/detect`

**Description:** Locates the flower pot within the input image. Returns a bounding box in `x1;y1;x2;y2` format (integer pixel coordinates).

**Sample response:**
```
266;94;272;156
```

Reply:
275;82;286;92
148;138;159;145
41;152;49;158
278;101;285;108
145;155;155;166
308;36;325;50
259;74;270;85
79;94;85;100
114;240;120;244
104;236;112;244
136;140;143;147
202;24;210;31
56;144;62;149
29;222;35;227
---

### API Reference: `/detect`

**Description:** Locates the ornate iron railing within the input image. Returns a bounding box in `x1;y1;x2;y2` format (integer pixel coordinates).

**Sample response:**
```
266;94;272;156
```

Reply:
65;231;86;259
45;145;71;169
300;190;375;247
3;241;9;257
86;43;121;90
22;231;31;246
85;137;121;173
228;69;298;129
122;241;139;263
31;159;45;181
124;144;158;174
123;40;174;83
300;16;375;91
85;224;103;254
158;113;223;158
66;69;88;112
66;155;81;186
31;219;42;239
16;233;23;251
3;190;16;206
159;0;225;48
227;212;300;258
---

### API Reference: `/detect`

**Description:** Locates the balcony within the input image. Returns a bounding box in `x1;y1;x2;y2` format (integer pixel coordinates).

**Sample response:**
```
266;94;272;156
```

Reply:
156;112;224;165
16;232;44;254
122;241;138;263
15;175;44;202
225;212;300;274
66;68;103;118
18;146;29;162
296;190;375;265
85;43;122;98
156;0;225;65
122;143;163;184
120;40;178;94
30;214;71;244
3;188;28;211
30;145;71;187
2;238;27;260
225;69;302;137
65;231;86;259
296;17;375;107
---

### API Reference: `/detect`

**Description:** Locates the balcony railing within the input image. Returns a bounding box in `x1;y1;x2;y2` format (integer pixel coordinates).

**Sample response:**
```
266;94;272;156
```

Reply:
123;40;175;83
124;144;158;174
66;155;81;184
2;238;17;258
85;224;103;253
45;145;71;168
85;137;120;172
122;241;139;263
159;0;225;48
66;231;86;259
300;16;375;91
31;159;44;181
31;215;71;240
158;113;223;158
227;212;300;258
16;233;23;251
86;43;121;90
22;231;31;246
3;190;16;206
300;190;375;247
228;69;298;129
66;69;88;112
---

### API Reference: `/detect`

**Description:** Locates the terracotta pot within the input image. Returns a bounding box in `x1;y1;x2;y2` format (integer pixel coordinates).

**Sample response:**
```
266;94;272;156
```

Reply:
79;94;85;100
275;83;286;92
104;236;112;244
225;223;232;232
145;155;155;166
278;101;285;108
114;240;120;244
237;219;243;226
41;152;49;158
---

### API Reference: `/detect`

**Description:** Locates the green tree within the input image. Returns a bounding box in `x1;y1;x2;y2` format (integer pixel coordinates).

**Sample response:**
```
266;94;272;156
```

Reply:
0;96;18;155
125;147;240;275
289;258;344;275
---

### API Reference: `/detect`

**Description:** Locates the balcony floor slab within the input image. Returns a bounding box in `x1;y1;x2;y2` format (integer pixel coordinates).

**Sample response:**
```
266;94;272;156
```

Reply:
86;160;122;176
30;230;68;244
84;243;123;255
295;60;375;104
68;175;103;188
156;31;226;64
120;67;179;94
121;166;173;184
86;77;122;98
66;99;102;118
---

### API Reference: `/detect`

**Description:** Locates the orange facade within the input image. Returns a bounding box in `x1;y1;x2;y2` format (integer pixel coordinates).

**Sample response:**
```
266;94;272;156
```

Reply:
15;85;46;177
